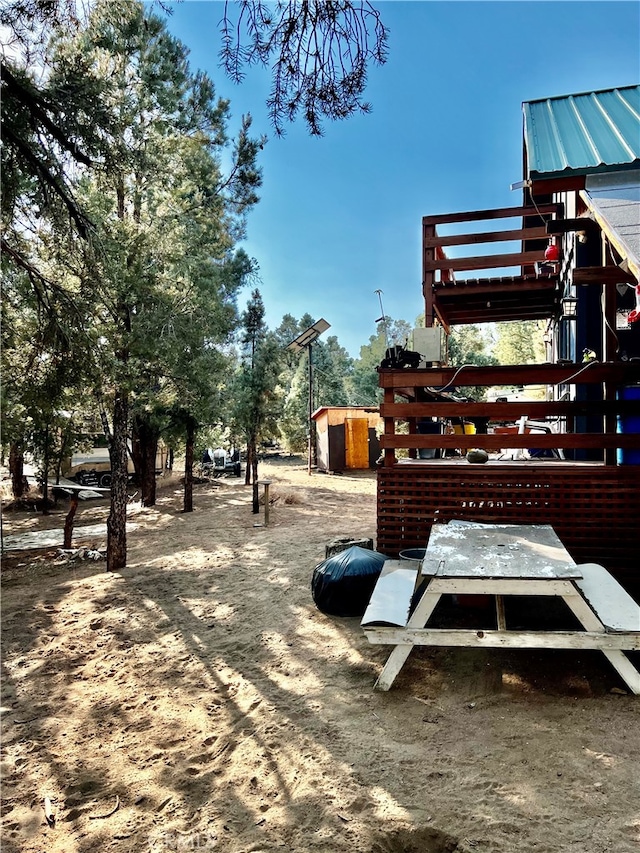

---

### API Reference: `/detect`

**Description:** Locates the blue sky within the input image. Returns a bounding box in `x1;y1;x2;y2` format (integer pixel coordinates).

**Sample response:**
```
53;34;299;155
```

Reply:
161;1;640;358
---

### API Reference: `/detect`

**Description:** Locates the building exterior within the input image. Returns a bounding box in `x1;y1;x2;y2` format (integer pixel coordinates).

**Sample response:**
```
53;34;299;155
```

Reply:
377;85;640;596
312;407;382;472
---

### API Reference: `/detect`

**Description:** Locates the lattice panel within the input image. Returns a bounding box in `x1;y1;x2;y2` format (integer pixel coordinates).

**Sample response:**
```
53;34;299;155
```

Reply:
377;464;640;597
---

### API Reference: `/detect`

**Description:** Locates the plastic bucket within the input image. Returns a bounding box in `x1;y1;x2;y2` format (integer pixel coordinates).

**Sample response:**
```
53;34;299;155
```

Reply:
617;386;640;465
452;423;476;436
452;422;476;453
416;420;441;459
399;548;427;562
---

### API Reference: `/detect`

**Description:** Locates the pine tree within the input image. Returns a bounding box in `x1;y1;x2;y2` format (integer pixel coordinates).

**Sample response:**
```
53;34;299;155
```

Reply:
493;321;546;365
44;0;262;565
232;290;281;512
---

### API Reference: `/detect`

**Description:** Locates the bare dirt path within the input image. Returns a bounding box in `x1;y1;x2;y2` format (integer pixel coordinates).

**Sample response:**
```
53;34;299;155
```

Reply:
2;459;639;852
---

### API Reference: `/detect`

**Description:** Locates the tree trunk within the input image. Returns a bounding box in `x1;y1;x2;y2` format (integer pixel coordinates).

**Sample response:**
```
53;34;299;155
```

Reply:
63;494;79;549
168;447;174;471
250;434;259;513
183;418;195;513
131;416;158;507
41;425;50;515
9;442;27;499
107;390;129;571
244;441;252;486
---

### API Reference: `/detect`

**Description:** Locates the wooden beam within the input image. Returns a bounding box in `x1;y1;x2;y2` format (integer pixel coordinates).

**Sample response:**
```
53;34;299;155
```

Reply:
379;433;640;450
423;221;436;327
433;277;558;295
363;628;640;651
530;176;585;195
441;313;555;325
546;218;599;236
379;400;640;419
573;266;637;285
422;203;562;226
440;273;556;284
440;312;556;325
433;307;451;335
423;226;549;248
377;362;640;389
383;387;397;467
424;250;546;273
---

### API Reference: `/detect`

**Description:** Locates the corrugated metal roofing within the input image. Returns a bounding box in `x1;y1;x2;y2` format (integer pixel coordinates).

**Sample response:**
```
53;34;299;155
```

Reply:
524;85;640;179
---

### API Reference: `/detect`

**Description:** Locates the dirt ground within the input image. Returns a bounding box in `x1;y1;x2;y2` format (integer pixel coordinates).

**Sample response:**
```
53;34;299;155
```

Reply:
1;457;639;853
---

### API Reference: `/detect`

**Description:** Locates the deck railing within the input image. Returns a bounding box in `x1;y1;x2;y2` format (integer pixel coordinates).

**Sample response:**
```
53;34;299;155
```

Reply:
379;362;640;466
422;204;564;328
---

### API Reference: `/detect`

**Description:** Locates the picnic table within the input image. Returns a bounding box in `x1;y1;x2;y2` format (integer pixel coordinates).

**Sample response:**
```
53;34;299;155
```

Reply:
362;522;640;693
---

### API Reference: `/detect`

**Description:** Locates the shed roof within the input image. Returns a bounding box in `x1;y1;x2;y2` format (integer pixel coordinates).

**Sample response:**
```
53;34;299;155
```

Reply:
523;85;640;180
312;406;379;421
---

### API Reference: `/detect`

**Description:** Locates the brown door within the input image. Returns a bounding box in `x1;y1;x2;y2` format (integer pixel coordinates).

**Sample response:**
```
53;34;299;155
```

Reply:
345;418;369;469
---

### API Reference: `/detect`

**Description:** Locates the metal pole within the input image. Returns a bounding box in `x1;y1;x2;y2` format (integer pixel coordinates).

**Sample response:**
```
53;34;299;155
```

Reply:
308;342;313;475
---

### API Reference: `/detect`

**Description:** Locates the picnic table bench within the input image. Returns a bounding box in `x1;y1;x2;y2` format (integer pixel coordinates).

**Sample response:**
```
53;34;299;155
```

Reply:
361;522;640;694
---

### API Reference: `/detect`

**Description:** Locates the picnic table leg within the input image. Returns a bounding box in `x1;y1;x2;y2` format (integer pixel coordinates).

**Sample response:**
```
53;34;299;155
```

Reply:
562;592;640;695
496;595;507;630
375;644;414;691
374;589;443;691
600;652;640;694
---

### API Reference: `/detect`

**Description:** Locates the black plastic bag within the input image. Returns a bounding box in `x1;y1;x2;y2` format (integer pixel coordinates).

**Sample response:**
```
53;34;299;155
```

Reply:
311;546;387;617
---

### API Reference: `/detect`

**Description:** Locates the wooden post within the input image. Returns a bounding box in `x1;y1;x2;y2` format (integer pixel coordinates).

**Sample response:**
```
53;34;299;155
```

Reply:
383;387;397;467
408;417;417;459
423;220;435;327
258;479;272;526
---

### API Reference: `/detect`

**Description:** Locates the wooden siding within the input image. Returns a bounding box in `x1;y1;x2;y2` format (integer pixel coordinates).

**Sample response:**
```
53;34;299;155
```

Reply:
377;462;640;599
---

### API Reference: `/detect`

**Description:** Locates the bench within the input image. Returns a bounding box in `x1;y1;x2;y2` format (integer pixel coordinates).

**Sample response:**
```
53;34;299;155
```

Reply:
361;560;422;628
574;564;640;633
570;563;640;695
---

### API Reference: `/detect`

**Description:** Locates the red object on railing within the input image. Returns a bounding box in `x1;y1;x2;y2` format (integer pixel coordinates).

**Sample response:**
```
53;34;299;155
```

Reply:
544;240;559;262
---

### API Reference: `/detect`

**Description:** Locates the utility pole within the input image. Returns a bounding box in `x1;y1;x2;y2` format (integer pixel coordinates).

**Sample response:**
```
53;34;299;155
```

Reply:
286;318;331;475
308;341;314;475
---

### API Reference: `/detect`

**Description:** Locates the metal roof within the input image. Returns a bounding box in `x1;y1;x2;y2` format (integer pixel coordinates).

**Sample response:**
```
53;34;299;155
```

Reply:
524;85;640;180
582;169;640;281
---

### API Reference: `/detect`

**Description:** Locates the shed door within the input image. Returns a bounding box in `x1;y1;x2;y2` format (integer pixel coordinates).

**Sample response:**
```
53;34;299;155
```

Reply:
345;418;369;469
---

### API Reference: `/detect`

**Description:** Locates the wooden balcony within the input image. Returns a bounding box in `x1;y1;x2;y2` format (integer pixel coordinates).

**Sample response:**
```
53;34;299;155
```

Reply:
423;203;564;330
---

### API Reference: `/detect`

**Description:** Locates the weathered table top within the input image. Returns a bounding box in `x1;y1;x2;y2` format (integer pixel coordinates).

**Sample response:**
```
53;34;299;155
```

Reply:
422;522;581;580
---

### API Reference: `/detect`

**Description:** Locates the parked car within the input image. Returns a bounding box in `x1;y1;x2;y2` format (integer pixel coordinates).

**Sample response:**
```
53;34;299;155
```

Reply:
202;447;242;477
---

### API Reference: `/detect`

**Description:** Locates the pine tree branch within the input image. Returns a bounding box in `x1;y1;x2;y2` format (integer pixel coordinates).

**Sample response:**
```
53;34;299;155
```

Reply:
2;121;92;238
2;61;93;166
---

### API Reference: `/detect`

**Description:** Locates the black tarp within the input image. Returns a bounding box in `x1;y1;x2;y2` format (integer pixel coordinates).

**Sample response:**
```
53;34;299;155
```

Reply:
311;546;387;617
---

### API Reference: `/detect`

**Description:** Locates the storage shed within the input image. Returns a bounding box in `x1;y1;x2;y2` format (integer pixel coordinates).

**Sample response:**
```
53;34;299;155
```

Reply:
312;407;382;472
